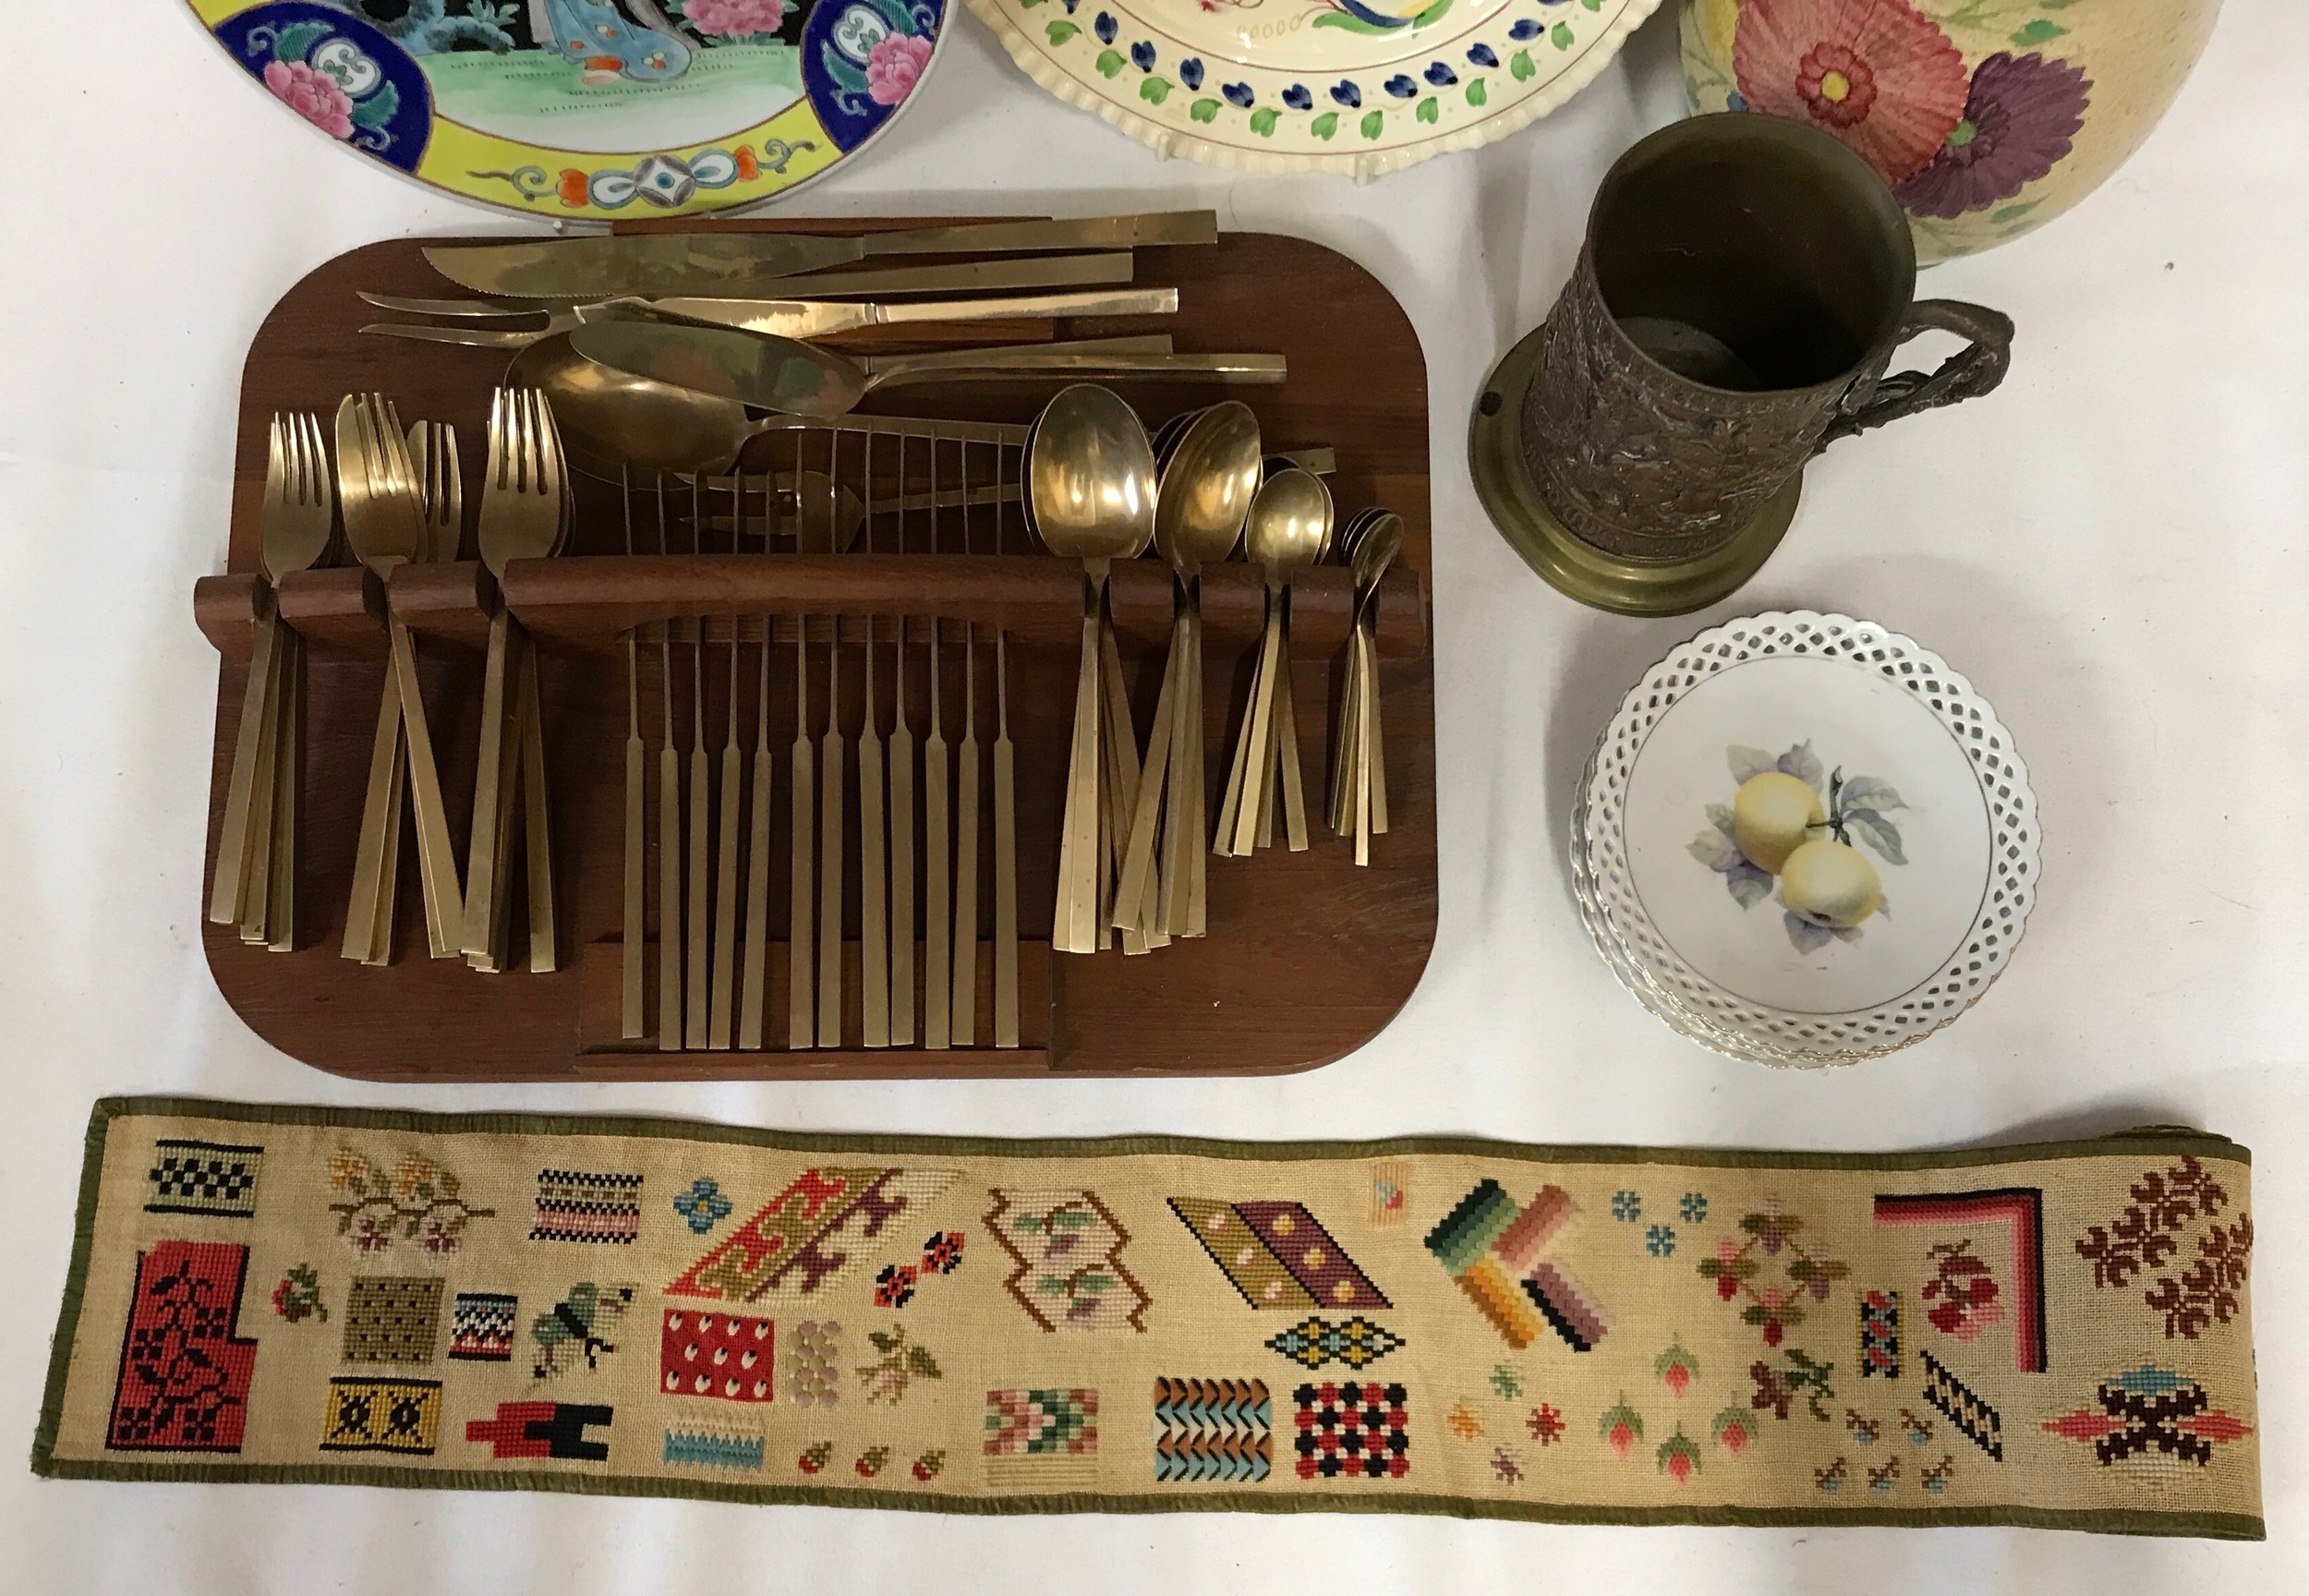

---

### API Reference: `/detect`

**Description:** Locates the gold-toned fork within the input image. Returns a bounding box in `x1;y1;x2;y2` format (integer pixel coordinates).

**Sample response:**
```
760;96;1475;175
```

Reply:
338;394;462;961
212;413;333;937
467;390;565;972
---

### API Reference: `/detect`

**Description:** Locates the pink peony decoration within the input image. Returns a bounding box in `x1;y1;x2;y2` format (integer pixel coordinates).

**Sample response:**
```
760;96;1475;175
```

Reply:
263;59;355;141
683;0;789;35
1733;0;1969;184
866;33;934;108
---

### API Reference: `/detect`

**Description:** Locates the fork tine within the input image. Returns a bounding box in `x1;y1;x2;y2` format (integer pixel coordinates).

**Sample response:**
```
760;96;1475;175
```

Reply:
441;423;462;538
516;389;539;496
488;388;508;491
533;391;563;499
264;414;286;511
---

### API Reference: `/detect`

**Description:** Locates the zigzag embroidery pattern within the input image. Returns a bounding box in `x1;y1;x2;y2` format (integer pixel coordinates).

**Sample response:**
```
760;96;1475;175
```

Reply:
1921;1349;2004;1461
1425;1180;1607;1351
1152;1378;1272;1483
662;1425;767;1472
1167;1198;1389;1312
1873;1189;2047;1372
985;1189;1152;1333
666;1167;958;1305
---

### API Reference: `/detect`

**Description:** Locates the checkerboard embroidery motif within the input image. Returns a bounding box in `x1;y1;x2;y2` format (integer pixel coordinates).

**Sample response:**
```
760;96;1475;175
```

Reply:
144;1140;263;1219
343;1277;446;1364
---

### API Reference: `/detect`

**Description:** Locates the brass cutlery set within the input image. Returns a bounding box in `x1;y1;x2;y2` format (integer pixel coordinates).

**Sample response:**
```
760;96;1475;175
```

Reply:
201;213;1417;1064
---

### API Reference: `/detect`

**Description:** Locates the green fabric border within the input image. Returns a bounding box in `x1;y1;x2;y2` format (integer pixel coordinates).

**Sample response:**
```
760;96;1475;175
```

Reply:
30;1096;2265;1541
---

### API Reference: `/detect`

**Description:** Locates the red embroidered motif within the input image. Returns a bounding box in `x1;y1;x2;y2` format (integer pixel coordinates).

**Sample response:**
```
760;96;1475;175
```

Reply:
659;1308;775;1402
1873;1189;2047;1372
105;1241;260;1453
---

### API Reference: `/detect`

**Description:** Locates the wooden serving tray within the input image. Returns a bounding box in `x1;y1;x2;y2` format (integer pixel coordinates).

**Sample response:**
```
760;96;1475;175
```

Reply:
196;224;1435;1081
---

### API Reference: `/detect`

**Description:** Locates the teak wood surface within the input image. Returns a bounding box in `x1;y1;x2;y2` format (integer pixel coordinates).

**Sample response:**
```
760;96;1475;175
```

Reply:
197;224;1436;1081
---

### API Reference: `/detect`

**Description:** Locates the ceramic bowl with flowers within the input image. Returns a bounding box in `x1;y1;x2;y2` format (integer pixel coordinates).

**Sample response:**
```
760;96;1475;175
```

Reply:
1680;0;2222;260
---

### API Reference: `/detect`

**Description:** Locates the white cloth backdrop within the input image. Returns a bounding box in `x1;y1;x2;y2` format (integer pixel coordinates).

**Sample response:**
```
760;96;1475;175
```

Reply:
0;3;2302;1590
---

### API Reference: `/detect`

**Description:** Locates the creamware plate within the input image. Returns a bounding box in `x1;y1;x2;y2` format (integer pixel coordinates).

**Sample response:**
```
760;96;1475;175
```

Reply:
968;0;1662;177
187;0;949;216
1575;611;2037;1066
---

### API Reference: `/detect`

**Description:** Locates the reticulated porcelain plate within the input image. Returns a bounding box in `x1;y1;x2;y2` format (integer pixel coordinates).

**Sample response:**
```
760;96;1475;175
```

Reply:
187;0;949;217
967;0;1662;177
1577;611;2037;1066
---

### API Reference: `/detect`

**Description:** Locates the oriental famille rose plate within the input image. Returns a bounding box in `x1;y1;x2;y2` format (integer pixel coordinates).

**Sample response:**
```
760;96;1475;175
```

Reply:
187;0;949;216
1574;611;2038;1068
967;0;1662;177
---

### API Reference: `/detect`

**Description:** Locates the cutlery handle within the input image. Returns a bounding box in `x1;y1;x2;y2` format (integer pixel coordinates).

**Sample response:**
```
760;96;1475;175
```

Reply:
858;727;889;1048
388;620;465;958
710;742;743;1049
209;601;281;925
1275;629;1309;853
1053;588;1106;955
236;626;285;944
519;634;557;973
365;718;408;967
342;668;403;962
874;287;1179;329
993;731;1020;1047
1366;618;1389;837
739;743;774;1050
462;609;513;960
874;353;1287;390
1099;619;1154;952
264;630;304;951
1228;596;1287;856
361;323;552;351
623;732;646;1037
1112;625;1179;933
887;722;915;1046
864;211;1217;258
658;742;683;1051
923;725;950;1048
818;719;846;1048
686;740;710;1046
788;729;816;1050
952;733;981;1046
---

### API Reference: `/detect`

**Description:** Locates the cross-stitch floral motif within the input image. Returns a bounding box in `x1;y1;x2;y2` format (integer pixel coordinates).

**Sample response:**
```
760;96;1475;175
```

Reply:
1750;1351;1836;1423
1611;1191;1642;1223
1600;1396;1644;1458
1699;1207;1851;1348
1920;1239;2004;1341
1489;1364;1522;1399
328;1148;494;1259
2076;1158;2254;1342
1528;1404;1566;1445
1490;1445;1523;1483
1646;1225;1678;1258
1679;1192;1710;1225
272;1264;325;1324
1921;1454;1955;1493
857;1325;942;1405
1445;1400;1483;1441
986;1190;1150;1333
1658;1425;1702;1482
1712;1406;1757;1455
1655;1338;1699;1398
671;1179;732;1237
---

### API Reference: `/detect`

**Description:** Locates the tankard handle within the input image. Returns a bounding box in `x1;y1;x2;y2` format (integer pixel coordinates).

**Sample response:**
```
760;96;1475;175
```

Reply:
1820;300;2014;449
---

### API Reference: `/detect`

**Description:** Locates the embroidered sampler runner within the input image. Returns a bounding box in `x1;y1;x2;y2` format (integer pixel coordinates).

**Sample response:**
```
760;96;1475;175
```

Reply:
33;1100;2261;1538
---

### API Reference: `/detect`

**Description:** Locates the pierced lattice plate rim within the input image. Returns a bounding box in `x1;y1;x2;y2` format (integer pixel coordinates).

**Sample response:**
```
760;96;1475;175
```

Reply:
1576;611;2038;1067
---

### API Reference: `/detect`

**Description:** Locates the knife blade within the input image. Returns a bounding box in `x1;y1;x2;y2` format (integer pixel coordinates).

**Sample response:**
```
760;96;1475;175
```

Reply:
424;212;1215;297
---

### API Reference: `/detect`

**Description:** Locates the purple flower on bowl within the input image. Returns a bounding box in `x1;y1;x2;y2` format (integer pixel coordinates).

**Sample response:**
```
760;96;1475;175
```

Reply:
1223;80;1254;107
1283;83;1312;110
1094;11;1117;43
1130;40;1155;71
1179;57;1203;90
1468;43;1497;67
1384;75;1416;98
1894;52;2092;220
1331;80;1361;107
1424;62;1457;87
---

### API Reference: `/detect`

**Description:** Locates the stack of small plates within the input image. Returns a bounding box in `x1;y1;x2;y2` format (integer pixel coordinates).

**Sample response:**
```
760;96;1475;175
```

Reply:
1571;611;2038;1067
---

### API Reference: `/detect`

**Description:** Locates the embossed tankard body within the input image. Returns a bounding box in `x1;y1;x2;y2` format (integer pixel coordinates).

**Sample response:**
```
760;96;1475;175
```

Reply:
1523;115;2013;562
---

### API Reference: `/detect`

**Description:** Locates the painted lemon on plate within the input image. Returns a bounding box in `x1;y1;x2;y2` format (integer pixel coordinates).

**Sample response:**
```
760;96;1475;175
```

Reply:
1780;839;1883;928
1689;741;1906;953
1731;770;1823;874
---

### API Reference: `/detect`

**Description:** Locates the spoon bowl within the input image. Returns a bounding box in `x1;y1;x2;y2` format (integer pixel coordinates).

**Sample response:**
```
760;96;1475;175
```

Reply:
1025;385;1156;567
1242;467;1333;582
507;334;758;478
1154;401;1262;575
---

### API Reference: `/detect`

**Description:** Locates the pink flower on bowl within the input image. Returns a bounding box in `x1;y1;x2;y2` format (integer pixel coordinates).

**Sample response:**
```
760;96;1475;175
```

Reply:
263;59;355;141
1733;0;1968;184
685;0;788;36
866;33;934;108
